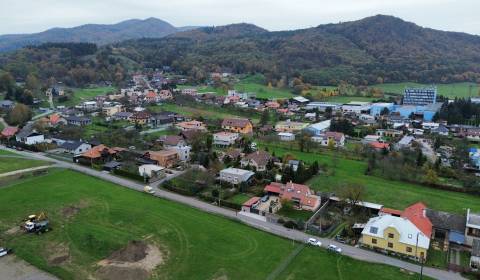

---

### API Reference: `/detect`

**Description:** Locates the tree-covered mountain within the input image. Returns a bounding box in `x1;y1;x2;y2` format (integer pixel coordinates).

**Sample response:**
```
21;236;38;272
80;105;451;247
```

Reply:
1;15;480;87
0;18;197;53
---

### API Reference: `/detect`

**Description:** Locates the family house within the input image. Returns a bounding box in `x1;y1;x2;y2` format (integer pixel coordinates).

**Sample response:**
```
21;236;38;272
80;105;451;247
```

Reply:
219;168;255;185
1;126;19;139
65;116;92;126
176;120;206;131
278;132;295;142
361;203;432;260
305;120;331;136
77;144;120;163
241;150;273;172
15;126;45;145
159;135;191;161
102;104;124;116
313;131;345;147
59;141;92;156
275;120;308;132
213;131;240;146
465;209;480;247
221;118;253;134
264;181;321;211
144;150;179;168
130;111;151;125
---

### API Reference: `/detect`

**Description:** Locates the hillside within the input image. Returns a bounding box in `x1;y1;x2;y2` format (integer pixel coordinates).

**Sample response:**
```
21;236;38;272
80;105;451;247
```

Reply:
2;15;480;87
0;17;197;52
116;15;480;85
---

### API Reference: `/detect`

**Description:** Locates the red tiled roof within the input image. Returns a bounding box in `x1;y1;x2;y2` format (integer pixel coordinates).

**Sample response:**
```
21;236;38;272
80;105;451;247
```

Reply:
243;197;260;207
49;114;61;124
402;202;432;237
264;182;319;209
324;131;344;142
81;144;118;159
370;142;390;149
1;126;19;137
222;118;252;128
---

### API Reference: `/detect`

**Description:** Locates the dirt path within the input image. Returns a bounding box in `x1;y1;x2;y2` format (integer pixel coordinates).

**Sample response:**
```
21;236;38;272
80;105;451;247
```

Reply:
265;243;305;280
0;255;58;280
0;165;52;178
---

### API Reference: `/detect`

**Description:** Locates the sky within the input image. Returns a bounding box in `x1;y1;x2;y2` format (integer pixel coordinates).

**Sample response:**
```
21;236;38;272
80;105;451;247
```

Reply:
0;0;479;35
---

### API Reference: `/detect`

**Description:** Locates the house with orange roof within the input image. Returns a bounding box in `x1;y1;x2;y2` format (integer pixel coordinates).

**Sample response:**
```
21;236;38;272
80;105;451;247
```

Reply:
176;120;206;131
1;126;19;138
221;118;253;134
76;144;120;163
143;150;179;168
361;202;433;260
369;141;390;150
264;181;321;211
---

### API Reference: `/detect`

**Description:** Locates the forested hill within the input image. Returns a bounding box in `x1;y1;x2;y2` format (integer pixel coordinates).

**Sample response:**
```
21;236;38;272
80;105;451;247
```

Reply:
1;15;480;87
0;17;197;53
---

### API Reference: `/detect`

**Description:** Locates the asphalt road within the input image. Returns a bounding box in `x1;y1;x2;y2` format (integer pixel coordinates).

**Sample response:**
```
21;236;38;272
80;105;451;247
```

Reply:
0;146;466;280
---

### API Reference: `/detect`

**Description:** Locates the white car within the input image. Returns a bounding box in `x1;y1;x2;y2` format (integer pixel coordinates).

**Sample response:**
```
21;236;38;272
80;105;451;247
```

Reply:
306;238;322;247
0;247;12;257
328;244;342;253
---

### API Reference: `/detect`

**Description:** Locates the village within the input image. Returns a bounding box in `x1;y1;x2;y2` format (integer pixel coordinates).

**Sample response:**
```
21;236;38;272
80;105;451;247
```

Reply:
1;69;480;278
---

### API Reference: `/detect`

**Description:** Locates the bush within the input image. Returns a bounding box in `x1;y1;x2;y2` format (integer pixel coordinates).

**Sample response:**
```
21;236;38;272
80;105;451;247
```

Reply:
113;169;145;182
283;220;298;229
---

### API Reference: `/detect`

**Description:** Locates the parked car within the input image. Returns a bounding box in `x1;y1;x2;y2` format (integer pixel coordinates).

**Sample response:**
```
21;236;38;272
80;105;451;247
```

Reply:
0;247;12;257
306;238;322;247
328;244;342;253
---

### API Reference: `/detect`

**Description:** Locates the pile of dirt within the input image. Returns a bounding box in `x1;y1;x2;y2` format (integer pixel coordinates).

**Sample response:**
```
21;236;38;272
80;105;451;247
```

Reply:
96;240;165;280
107;240;148;262
5;226;21;235
47;243;70;266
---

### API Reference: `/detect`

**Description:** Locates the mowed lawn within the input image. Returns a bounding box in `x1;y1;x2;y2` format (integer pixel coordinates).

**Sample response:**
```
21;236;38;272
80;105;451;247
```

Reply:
259;144;480;214
371;82;479;98
234;81;293;99
151;103;260;122
0;156;48;174
0;169;425;280
279;247;430;280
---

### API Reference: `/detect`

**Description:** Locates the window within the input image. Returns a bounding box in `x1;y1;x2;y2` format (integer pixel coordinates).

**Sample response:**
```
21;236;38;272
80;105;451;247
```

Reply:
370;227;378;234
372;238;377;244
388;233;395;238
406;247;412;253
387;242;393;248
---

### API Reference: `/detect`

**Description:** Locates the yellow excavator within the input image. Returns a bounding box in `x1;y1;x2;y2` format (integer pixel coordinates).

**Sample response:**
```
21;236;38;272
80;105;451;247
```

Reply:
23;212;50;234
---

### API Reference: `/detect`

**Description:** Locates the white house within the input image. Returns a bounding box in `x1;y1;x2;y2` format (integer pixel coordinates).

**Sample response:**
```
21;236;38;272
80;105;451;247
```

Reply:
313;131;345;147
138;164;165;178
59;141;92;156
16;126;46;145
278;132;295;141
219;168;255;185
160;135;191;161
213;131;240;146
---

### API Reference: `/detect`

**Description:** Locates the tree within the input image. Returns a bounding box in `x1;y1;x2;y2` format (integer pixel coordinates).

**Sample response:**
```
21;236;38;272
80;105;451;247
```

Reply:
424;168;438;185
6;104;32;126
260;109;270;126
25;74;40;93
338;183;365;210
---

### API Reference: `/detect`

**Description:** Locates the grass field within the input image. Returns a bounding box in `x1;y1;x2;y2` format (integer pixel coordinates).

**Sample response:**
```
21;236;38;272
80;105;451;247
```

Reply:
234;82;293;100
279;247;430;280
0;169;427;280
323;96;380;103
0;156;48;174
60;86;116;106
371;82;480;99
226;193;252;204
150;103;260;122
259;144;480;214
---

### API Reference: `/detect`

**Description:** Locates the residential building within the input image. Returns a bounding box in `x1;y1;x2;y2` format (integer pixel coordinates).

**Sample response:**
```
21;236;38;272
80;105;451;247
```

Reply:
76;144;121;163
213;132;240;146
181;88;198;96
403;87;437;106
465;209;480;247
102;104;124;116
112;112;133;121
15;126;45;145
275;120;308;133
471;239;480;271
130;111;151;125
159;135;191;161
431;125;449;136
278;132;295;141
149;114;174;128
370;142;390;150
1;126;19;138
264;181;321;211
219;168;255;185
461;128;480;142
314;131;345;147
241;150;273;172
221;118;253;134
79;101;98;112
292;96;310;104
65;116;92;126
60;141;92;156
362;135;383;144
305;120;331;136
396;135;415;150
361;202;432;260
176;120;206;131
376;129;403;138
144;150;179;168
0;100;15;110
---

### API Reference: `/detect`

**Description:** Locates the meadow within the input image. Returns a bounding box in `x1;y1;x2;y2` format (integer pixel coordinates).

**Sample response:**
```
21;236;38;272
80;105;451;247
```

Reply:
0;169;426;280
0;154;48;174
59;86;116;106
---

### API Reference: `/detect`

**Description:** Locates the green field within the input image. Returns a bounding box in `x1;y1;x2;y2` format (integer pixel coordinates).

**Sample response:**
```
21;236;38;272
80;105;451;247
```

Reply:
371;82;479;99
60;86;116;106
0;169;426;280
259;144;480;214
279;247;430;280
323;96;379;103
235;76;294;100
0;156;48;174
226;193;252;204
150;103;260;122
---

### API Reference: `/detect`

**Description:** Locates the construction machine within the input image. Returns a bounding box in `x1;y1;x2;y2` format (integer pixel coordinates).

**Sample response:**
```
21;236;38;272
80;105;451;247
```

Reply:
23;212;50;234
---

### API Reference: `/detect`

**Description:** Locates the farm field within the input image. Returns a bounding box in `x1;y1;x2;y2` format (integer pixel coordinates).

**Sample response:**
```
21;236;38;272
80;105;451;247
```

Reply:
258;143;480;214
323;95;380;103
371;82;479;98
0;156;48;174
0;169;424;280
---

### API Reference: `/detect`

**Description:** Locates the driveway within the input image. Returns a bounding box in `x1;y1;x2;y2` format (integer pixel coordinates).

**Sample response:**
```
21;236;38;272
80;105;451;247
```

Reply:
0;146;466;280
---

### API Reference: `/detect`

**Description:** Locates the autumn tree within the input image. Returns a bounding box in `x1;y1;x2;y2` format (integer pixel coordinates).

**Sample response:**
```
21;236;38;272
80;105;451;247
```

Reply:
6;103;32;126
338;183;366;211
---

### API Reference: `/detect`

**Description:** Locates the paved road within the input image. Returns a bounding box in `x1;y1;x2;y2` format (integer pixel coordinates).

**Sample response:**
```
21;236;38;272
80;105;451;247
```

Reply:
0;146;465;280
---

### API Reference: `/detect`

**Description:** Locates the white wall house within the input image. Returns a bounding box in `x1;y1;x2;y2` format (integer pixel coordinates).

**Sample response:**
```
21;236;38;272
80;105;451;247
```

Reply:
213;132;240;146
278;132;295;141
219;168;255;185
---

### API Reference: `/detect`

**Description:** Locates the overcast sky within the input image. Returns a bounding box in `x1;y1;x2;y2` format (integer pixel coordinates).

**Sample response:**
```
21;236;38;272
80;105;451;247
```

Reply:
1;0;479;35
